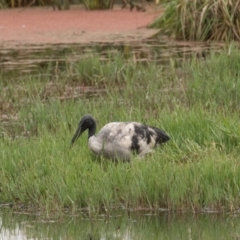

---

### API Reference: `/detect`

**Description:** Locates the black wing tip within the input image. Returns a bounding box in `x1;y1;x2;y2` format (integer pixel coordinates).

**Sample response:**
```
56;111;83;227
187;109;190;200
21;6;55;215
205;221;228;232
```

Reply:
157;130;170;143
161;132;170;143
150;126;170;143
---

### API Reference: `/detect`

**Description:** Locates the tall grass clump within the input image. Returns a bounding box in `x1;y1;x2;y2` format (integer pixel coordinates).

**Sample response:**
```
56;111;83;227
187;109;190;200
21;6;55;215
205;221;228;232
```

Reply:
186;45;240;111
1;47;240;215
2;0;76;9
83;0;114;10
0;0;8;8
150;0;240;41
68;53;136;87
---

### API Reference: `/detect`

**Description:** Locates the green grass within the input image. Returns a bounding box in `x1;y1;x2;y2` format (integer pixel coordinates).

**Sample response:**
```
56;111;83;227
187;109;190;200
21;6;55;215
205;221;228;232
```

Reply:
1;47;240;216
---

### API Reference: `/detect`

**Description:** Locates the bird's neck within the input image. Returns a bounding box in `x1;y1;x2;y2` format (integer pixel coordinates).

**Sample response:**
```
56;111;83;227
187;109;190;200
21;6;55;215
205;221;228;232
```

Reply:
88;121;96;138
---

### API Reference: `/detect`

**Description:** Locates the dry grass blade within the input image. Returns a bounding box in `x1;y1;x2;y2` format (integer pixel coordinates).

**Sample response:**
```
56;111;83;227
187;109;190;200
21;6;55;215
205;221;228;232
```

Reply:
198;3;209;39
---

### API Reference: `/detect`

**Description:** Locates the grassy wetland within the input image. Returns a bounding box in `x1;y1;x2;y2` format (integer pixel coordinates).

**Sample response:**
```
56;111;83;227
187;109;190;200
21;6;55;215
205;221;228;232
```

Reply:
1;47;240;216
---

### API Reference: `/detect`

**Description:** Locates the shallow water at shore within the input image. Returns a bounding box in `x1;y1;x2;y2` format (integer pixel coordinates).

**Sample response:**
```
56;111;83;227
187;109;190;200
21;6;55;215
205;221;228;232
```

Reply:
1;209;240;240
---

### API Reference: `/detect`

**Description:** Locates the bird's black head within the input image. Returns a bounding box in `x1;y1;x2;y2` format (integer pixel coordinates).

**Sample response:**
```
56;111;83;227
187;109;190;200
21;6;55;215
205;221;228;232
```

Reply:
70;114;96;147
79;114;95;130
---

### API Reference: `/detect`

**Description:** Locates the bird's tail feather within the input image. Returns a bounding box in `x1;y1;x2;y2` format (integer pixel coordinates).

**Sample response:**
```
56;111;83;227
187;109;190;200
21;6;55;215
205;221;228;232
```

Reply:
150;126;170;143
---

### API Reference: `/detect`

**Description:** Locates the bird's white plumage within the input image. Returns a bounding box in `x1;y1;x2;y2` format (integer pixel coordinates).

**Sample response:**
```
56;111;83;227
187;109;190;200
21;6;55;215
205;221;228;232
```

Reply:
71;115;170;161
88;122;132;160
88;122;161;161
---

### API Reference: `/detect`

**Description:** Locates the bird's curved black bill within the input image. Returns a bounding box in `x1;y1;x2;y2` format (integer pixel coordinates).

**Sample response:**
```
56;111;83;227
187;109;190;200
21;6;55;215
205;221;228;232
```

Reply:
70;125;83;148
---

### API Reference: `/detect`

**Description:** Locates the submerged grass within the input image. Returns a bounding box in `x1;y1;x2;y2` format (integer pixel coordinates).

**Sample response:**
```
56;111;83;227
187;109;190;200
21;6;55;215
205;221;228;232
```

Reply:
1;46;240;215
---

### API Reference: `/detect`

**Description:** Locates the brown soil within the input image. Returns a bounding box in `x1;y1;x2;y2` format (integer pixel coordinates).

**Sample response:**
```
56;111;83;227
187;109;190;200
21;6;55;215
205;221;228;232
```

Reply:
0;4;161;48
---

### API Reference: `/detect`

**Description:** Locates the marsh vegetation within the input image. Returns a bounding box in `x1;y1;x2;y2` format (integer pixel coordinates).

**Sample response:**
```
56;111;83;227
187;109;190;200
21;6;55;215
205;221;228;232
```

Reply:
150;0;240;41
1;46;240;216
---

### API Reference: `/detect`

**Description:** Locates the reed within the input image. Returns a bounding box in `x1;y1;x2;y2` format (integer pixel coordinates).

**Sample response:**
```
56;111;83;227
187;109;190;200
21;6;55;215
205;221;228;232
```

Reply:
83;0;113;10
1;47;240;215
1;0;79;9
150;0;240;41
0;0;7;8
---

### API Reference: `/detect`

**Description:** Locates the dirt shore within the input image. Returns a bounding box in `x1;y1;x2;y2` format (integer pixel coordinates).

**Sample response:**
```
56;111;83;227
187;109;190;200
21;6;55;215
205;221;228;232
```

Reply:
0;5;161;48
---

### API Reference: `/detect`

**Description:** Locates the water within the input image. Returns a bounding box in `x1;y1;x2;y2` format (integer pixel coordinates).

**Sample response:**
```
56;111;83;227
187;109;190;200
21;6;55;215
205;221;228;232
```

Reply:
0;39;225;77
1;209;240;240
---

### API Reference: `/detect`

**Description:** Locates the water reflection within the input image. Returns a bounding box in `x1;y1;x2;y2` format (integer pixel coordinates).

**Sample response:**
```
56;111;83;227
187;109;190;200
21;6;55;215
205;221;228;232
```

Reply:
1;209;240;240
0;39;225;77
